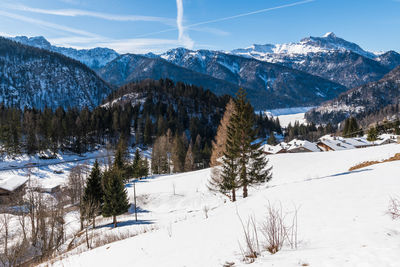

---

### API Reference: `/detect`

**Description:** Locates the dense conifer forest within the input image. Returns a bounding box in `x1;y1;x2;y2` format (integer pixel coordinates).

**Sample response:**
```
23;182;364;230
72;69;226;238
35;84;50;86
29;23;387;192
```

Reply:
0;79;282;167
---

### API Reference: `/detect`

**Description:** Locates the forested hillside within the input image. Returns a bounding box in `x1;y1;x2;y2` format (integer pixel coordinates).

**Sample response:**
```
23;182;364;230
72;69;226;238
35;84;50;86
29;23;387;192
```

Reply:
0;37;112;110
0;79;281;165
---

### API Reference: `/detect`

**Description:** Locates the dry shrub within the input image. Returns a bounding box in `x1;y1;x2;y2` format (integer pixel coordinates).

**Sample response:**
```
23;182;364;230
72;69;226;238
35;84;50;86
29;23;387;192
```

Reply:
349;153;400;171
238;215;259;263
92;231;137;248
388;197;400;220
260;203;299;255
349;161;380;171
260;203;299;254
237;203;300;263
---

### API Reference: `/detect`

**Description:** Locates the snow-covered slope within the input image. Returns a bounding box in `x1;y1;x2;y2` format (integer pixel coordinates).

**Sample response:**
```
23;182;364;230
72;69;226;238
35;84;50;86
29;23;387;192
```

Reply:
11;36;119;69
49;144;400;267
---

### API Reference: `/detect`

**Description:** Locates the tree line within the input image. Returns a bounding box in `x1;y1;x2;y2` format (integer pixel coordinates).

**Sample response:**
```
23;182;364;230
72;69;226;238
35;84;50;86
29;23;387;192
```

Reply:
0;79;282;169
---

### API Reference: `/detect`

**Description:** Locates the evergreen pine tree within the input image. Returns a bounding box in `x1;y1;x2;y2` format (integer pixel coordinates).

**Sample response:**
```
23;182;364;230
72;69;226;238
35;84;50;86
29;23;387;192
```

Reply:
83;160;103;228
218;118;240;201
367;126;378;142
114;138;129;180
138;157;149;178
143;115;152;145
132;148;141;178
267;133;277;145
172;133;186;172
102;168;130;228
214;88;272;200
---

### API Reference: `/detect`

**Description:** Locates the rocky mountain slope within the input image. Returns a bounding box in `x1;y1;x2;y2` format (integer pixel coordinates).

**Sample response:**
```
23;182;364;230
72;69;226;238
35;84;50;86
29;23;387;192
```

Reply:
0;37;112;109
99;52;346;109
305;66;400;124
231;32;400;88
11;36;119;70
6;33;400;111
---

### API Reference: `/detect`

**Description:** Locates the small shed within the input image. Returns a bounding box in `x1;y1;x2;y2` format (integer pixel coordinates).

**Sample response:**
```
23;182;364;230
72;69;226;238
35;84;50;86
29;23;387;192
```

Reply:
0;176;28;204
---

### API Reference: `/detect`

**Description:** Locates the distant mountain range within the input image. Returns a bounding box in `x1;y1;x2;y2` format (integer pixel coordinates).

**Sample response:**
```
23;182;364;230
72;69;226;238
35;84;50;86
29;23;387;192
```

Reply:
5;32;400;111
230;32;400;88
0;37;112;110
12;36;119;70
305;66;400;125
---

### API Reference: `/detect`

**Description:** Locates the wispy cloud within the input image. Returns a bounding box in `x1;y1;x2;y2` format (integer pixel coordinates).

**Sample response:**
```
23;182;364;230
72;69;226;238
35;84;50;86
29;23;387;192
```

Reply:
190;27;230;37
0;10;100;37
58;0;84;5
139;0;315;38
176;0;194;48
48;36;182;54
1;3;175;25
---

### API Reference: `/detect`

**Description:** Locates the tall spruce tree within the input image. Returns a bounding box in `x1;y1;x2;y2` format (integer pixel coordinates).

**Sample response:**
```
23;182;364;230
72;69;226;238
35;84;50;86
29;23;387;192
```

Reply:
132;148;141;178
214;88;272;200
138;157;149;178
219;121;240;201
102;168;130;228
114;138;129;181
172;133;187;173
367;126;378;142
83;160;103;228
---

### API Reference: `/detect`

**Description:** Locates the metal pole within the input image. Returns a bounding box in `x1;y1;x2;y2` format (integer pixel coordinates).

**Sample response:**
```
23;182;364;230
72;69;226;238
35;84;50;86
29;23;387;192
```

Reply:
134;180;137;221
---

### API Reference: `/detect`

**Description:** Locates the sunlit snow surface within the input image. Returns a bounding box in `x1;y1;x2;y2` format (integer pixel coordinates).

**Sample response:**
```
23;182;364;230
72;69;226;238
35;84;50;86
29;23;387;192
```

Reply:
47;144;400;267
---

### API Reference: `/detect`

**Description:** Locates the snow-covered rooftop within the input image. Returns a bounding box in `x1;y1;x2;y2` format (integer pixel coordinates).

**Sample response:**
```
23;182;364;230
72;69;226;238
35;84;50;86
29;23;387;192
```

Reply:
0;175;28;192
287;139;322;152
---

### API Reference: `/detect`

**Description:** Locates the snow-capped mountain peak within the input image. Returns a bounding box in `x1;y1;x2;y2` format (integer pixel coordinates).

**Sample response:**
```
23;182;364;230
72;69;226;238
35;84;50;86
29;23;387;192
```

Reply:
13;35;51;49
232;32;376;59
323;32;336;38
10;35;119;69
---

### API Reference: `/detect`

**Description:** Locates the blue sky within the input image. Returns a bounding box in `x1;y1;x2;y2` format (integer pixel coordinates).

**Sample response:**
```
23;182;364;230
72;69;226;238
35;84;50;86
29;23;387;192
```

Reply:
0;0;399;54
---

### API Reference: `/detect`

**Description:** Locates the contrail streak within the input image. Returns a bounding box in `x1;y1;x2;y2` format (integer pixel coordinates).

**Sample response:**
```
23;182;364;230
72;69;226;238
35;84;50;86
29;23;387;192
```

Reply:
176;0;194;48
137;0;315;38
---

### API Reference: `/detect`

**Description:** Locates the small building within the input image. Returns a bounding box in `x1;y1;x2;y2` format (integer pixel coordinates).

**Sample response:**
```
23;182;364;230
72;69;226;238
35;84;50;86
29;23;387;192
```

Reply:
262;143;287;155
340;137;372;148
317;139;354;152
35;184;61;194
0;176;28;204
287;139;321;153
375;134;399;146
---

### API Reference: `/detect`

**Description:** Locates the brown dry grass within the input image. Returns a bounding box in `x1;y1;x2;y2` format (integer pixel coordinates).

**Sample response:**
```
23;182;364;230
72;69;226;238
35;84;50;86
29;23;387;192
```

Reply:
349;153;400;171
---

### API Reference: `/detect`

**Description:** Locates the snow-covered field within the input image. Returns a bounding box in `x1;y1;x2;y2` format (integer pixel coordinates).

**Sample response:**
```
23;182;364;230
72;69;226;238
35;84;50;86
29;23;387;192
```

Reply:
49;144;400;267
263;107;312;127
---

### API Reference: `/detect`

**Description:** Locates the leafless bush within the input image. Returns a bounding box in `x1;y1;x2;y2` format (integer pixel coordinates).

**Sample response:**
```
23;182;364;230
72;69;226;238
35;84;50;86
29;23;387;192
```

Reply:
92;231;136;248
0;213;30;267
203;205;210;219
238;214;260;263
167;222;173;238
388;197;400;220
237;203;300;263
172;182;176;195
66;164;87;205
260;203;299;254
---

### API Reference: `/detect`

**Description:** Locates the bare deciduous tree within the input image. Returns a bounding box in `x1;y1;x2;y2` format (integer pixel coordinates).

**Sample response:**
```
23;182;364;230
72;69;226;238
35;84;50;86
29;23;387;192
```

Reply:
210;99;235;167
